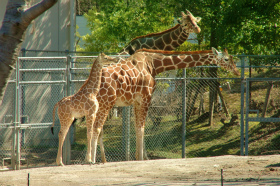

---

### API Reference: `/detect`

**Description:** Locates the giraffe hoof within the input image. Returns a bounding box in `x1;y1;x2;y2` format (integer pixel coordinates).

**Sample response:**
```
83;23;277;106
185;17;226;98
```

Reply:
84;159;95;165
83;161;95;165
57;162;64;166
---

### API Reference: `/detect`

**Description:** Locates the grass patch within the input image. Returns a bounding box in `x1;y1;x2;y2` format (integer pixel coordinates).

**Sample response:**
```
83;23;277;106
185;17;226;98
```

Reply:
72;68;280;160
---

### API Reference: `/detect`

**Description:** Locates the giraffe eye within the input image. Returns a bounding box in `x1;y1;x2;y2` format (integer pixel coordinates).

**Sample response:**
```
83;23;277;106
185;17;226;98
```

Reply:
225;58;229;61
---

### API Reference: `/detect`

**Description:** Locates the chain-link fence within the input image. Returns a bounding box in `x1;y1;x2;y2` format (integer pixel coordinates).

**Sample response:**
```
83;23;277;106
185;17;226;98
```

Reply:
242;55;280;156
1;52;280;170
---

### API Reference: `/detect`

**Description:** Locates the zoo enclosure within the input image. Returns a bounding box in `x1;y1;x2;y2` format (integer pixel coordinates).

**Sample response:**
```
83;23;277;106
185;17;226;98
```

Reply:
0;52;280;170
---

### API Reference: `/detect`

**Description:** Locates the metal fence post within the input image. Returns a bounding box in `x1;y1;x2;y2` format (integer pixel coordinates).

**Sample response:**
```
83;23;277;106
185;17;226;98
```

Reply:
122;107;130;161
21;48;26;57
240;56;245;156
62;55;71;165
182;68;186;158
11;59;18;169
12;57;21;170
245;78;250;156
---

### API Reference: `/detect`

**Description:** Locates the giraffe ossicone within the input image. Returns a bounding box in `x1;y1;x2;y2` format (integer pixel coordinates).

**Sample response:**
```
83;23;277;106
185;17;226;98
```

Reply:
92;48;240;163
51;53;116;166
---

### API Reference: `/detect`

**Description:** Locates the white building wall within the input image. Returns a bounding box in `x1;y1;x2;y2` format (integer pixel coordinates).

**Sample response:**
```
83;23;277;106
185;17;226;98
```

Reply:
0;0;76;56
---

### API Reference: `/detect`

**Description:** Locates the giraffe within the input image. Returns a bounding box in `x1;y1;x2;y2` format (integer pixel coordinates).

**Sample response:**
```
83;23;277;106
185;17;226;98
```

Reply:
51;53;116;166
118;9;201;55
91;48;240;163
97;9;201;161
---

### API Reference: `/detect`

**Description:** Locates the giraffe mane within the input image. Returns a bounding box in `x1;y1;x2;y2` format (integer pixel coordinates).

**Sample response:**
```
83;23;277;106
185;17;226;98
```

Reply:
77;58;99;91
136;48;213;55
130;24;181;42
78;79;89;92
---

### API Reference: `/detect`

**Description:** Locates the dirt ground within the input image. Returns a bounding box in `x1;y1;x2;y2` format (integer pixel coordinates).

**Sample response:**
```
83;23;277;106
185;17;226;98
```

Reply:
1;155;280;186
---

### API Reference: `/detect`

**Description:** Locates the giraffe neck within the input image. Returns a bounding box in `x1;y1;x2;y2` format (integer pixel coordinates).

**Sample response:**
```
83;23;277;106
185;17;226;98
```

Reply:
78;60;103;95
118;24;189;55
140;49;216;76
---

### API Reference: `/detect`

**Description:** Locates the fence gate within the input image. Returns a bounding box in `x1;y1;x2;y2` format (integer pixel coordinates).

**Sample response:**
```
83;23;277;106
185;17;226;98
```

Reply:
1;57;68;170
244;78;280;155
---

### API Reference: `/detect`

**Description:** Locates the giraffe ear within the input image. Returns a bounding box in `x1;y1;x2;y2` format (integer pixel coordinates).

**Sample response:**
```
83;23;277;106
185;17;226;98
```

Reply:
177;18;181;24
196;17;201;23
223;48;228;54
181;11;186;17
212;47;219;56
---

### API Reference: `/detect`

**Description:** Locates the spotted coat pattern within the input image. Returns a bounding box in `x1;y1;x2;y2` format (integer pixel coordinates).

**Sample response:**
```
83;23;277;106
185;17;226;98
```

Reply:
118;10;201;55
92;48;240;162
51;53;116;166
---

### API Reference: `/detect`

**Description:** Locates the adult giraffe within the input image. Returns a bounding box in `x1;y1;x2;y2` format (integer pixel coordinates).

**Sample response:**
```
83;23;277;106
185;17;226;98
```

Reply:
97;9;201;162
91;48;240;163
118;9;201;55
51;53;116;166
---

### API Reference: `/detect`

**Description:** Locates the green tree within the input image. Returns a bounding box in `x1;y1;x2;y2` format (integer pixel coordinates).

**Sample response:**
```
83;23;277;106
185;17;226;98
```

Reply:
80;0;280;56
76;0;117;15
174;0;280;55
221;0;280;55
79;0;175;53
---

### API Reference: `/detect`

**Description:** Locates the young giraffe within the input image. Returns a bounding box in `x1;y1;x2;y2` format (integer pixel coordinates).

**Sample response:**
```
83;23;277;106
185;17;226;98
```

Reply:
118;9;201;55
51;53;116;166
91;48;240;163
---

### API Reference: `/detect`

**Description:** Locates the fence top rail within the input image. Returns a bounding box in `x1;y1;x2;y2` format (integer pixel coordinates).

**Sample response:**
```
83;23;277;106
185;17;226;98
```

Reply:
155;77;241;80
71;55;130;59
18;56;67;60
20;48;280;57
21;48;119;55
238;65;280;68
235;54;280;58
19;68;66;72
246;77;280;81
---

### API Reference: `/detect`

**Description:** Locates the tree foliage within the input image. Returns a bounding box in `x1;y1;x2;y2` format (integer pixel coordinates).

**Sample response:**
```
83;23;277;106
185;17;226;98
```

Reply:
79;0;280;58
78;0;175;53
174;0;280;56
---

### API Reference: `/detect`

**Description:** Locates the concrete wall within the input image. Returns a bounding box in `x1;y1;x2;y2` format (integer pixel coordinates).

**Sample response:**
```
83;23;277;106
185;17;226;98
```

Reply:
0;0;76;56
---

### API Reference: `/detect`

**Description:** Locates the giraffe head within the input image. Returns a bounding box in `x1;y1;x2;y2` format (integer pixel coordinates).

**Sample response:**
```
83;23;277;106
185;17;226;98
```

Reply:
179;9;201;34
98;53;120;66
212;47;240;76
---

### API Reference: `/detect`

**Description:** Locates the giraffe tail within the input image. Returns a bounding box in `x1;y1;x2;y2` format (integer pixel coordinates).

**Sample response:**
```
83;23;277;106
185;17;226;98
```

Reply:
51;101;60;135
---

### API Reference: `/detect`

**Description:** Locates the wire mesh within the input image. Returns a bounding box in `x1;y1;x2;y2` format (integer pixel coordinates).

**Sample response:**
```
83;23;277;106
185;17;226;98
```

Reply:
243;56;280;156
1;54;280;170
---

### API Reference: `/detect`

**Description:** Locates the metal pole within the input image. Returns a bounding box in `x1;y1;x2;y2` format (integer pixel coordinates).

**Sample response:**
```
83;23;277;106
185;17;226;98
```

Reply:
21;48;26;57
221;169;224;186
62;55;71;165
122;107;130;161
182;68;186;158
15;57;21;170
28;173;30;186
16;125;20;170
240;56;245;156
245;78;250;156
11;58;20;170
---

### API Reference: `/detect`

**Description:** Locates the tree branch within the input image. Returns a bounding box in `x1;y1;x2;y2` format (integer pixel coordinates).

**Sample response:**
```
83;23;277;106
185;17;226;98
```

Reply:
21;0;58;25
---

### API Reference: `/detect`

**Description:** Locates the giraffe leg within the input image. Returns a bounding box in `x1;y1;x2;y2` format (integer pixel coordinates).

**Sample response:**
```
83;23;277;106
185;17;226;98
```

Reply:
56;118;73;166
135;126;145;160
134;102;150;161
91;107;111;163
99;129;107;163
85;114;97;164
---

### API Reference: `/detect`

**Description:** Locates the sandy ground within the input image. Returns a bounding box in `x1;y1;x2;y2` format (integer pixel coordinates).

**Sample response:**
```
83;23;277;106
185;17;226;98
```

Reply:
1;155;280;186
